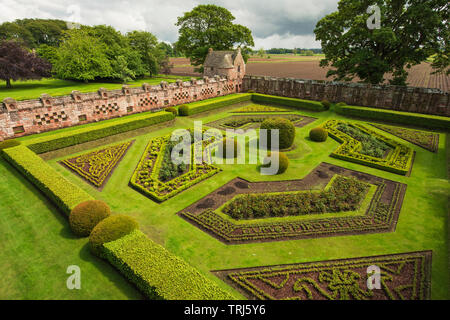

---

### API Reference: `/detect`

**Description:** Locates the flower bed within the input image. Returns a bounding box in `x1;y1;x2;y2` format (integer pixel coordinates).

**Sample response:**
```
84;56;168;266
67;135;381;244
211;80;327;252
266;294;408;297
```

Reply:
178;163;406;243
130;131;221;202
231;104;292;113
223;176;369;219
222;115;302;129
61;140;134;188
214;251;432;300
370;123;440;153
322;120;414;175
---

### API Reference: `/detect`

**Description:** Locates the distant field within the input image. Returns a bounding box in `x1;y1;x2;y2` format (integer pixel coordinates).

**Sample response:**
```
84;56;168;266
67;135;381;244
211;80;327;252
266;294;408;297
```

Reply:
0;75;196;102
170;55;449;92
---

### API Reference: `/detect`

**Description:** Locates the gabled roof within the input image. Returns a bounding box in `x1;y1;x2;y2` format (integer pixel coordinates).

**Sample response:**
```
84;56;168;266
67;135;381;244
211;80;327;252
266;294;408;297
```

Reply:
203;49;240;69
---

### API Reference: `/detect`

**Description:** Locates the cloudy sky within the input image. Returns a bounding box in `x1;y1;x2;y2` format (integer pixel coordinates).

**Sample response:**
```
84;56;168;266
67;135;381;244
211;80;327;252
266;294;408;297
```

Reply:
0;0;339;49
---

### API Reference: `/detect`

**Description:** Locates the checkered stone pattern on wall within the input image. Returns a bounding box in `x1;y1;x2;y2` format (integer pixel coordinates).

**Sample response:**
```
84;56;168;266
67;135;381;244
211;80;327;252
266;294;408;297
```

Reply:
95;103;120;115
139;96;159;108
173;92;190;101
201;88;214;96
35;111;68;125
224;84;234;92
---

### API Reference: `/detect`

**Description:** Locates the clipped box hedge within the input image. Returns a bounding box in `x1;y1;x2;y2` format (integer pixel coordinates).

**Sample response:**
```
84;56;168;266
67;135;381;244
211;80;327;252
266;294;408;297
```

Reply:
251;94;326;111
184;93;252;116
334;104;450;130
25;111;175;154
103;229;235;300
322;120;414;175
3;145;93;215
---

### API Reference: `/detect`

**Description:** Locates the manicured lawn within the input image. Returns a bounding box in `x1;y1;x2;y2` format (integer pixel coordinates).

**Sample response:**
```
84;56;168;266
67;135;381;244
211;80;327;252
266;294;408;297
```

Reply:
0;157;143;299
0;75;196;102
20;102;446;299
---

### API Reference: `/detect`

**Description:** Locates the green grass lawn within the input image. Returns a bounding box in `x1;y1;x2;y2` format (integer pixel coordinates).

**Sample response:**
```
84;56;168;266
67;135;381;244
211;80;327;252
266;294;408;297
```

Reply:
1;101;448;299
0;75;196;102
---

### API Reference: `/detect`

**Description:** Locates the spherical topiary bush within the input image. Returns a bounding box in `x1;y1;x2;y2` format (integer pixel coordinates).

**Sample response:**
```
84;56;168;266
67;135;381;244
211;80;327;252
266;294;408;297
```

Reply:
261;151;289;175
178;105;189;116
0;139;21;151
69;200;111;237
260;118;296;150
334;102;347;114
165;107;178;116
321;100;331;110
309;127;328;142
217;138;240;158
89;214;139;257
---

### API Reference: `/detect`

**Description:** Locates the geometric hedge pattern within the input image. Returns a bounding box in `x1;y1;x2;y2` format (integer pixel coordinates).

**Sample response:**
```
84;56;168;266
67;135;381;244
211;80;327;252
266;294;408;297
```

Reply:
214;251;432;300
61;140;133;188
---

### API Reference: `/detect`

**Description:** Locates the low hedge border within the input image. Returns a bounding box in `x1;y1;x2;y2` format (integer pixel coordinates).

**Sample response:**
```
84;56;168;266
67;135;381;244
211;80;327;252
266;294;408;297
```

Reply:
334;104;450;130
103;229;235;300
322;120;414;175
183;93;252;116
24;111;175;154
130;132;221;202
180;178;405;243
3;145;94;215
251;94;326;112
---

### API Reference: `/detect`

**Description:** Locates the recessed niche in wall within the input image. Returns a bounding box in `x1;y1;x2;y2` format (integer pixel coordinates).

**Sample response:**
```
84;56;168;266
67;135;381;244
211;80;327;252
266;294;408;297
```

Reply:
13;126;25;135
78;115;87;122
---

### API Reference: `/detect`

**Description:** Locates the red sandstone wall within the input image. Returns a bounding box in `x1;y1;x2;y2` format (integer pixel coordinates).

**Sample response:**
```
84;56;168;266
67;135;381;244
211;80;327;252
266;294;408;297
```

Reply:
243;75;450;117
0;76;241;141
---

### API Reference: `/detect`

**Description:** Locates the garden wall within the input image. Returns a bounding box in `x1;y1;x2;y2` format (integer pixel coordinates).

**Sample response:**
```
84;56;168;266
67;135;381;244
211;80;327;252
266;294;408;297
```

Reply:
243;75;450;117
0;76;242;141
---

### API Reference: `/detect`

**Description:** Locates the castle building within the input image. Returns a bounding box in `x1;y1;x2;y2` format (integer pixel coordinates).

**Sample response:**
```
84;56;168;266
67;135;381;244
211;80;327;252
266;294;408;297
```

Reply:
203;47;246;81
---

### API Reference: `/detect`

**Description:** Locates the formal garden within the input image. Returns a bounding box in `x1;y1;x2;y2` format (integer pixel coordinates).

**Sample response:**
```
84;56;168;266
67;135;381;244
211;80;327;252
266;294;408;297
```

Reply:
0;92;448;300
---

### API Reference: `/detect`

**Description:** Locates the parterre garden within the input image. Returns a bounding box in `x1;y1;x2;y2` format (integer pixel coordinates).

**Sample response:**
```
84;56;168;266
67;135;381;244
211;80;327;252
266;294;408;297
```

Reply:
0;92;448;300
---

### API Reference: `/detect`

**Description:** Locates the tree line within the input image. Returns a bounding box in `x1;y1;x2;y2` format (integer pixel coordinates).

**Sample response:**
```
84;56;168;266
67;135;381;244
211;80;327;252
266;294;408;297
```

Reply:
0;19;181;87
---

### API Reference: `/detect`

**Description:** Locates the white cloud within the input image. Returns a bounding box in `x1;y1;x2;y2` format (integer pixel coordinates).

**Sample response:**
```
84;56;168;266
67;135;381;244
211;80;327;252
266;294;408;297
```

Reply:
0;0;338;48
254;33;321;49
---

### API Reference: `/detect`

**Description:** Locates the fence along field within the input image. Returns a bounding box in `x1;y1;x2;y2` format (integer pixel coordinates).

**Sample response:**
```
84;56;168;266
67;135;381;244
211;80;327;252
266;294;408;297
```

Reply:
170;55;449;92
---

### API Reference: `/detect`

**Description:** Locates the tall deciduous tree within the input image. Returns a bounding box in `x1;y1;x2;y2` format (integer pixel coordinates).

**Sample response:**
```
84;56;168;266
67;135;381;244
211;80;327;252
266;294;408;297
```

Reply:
176;4;254;72
53;29;112;82
0;40;51;88
127;30;164;76
314;0;449;85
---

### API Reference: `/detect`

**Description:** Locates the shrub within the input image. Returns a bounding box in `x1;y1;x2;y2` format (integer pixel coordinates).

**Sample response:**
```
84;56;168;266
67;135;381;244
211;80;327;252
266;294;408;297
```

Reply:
247;90;255;93
3;145;94;215
251;94;326;111
261;151;289;174
335;104;450;130
69;200;111;237
89;214;139;257
186;94;252;116
336;102;347;107
321;100;331;110
103;230;235;300
260;118;296;149
0;139;21;151
165;107;177;116
178;105;190;116
217;138;240;158
309;127;328;142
